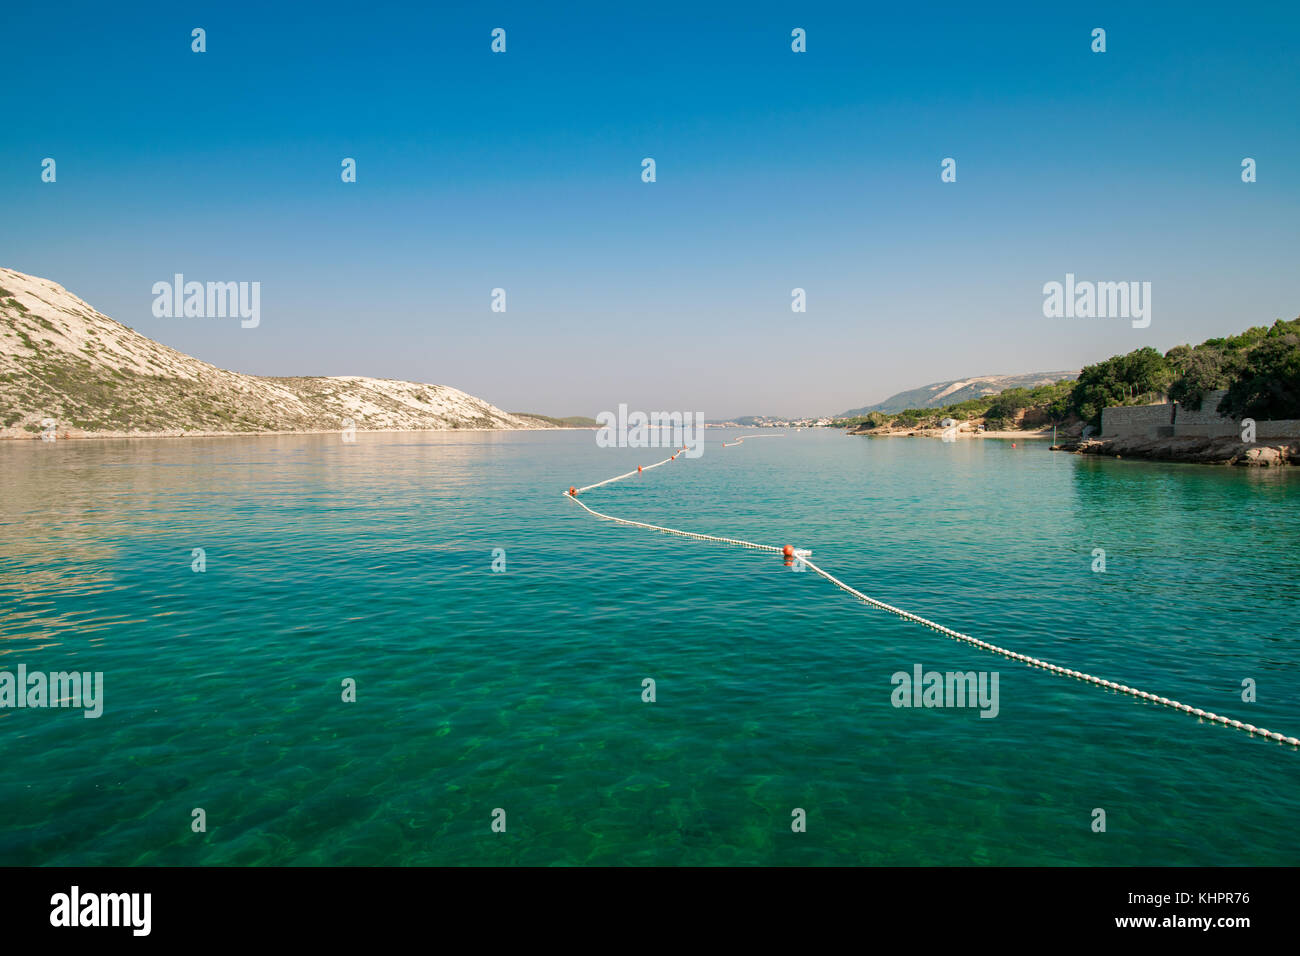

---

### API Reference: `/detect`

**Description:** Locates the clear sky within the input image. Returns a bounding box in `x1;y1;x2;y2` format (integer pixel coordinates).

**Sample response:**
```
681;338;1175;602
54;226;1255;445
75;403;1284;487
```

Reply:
3;1;1298;418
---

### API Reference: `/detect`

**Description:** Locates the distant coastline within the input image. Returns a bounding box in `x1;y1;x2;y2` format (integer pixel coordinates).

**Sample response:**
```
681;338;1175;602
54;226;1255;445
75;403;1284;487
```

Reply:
1;425;598;441
844;422;1297;465
849;425;1054;440
838;316;1300;467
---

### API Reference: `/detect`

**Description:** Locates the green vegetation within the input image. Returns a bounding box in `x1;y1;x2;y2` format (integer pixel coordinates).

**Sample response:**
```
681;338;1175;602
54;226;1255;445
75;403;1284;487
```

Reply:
0;289;29;314
1067;346;1172;427
511;412;600;428
1068;319;1300;427
1219;326;1300;420
835;317;1300;432
832;380;1074;431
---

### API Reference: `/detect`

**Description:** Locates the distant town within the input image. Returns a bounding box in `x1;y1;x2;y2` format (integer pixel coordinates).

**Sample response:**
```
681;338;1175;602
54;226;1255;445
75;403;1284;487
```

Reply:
708;417;836;428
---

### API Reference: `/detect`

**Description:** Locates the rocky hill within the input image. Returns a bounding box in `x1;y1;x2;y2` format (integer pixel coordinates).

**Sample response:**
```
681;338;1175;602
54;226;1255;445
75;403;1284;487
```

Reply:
0;267;550;438
840;370;1079;417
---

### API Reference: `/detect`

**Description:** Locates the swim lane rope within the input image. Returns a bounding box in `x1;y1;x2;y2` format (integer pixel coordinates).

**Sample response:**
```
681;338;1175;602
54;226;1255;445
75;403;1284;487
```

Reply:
721;432;786;447
563;440;1300;748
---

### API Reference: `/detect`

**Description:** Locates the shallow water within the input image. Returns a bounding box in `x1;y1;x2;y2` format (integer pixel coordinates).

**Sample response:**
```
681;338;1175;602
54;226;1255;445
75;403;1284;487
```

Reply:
1;429;1297;865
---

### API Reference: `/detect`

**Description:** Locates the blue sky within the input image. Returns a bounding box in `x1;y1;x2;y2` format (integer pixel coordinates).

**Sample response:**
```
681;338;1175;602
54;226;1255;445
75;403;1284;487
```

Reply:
3;1;1298;418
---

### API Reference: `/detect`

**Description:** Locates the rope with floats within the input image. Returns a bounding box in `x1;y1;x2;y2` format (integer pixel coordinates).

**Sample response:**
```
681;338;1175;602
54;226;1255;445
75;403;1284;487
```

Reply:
721;432;786;447
563;439;1300;748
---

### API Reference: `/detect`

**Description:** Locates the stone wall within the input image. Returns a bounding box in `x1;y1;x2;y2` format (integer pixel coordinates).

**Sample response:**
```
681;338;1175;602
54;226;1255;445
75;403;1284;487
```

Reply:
1172;389;1230;428
1239;420;1300;440
1102;388;1300;440
1101;402;1174;438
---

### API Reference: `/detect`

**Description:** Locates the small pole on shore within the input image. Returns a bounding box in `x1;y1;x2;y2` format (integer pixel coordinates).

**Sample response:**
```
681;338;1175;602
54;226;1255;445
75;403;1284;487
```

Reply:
1052;425;1057;446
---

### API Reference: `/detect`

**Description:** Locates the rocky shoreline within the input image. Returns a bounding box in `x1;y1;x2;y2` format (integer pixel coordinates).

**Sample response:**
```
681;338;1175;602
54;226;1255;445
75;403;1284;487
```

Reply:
1054;435;1298;466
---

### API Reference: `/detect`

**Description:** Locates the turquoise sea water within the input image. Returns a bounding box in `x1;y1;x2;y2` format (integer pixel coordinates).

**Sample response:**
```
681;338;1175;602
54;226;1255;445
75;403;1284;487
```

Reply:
1;429;1298;866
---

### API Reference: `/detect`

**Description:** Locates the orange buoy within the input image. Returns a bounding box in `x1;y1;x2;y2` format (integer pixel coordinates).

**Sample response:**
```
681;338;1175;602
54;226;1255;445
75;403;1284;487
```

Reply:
637;465;642;473
671;455;676;460
1011;443;1016;448
568;486;577;496
782;545;794;559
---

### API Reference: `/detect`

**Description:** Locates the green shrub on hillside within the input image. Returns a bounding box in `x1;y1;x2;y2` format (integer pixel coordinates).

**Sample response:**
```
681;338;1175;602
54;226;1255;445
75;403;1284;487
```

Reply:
1217;327;1300;420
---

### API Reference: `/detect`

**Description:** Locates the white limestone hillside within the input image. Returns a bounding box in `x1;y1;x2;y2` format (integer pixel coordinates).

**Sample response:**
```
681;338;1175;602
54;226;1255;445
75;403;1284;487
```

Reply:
0;267;550;438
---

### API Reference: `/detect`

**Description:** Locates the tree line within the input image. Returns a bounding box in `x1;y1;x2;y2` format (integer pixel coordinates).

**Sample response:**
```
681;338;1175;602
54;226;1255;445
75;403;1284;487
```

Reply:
834;317;1300;431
